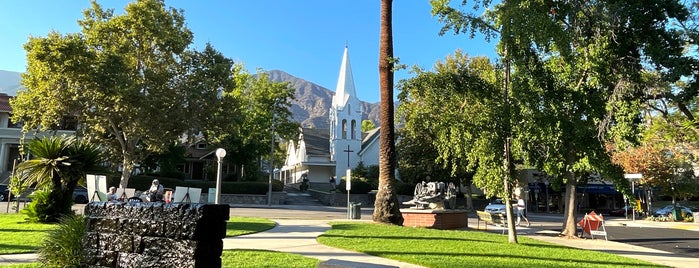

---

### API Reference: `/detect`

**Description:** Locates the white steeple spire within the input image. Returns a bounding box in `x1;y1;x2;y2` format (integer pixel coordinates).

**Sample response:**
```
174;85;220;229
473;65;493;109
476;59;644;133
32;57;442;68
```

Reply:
333;45;357;108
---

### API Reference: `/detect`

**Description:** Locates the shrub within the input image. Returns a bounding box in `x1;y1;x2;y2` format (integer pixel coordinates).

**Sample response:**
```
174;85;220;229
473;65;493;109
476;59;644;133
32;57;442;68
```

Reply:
38;214;85;267
338;180;373;194
396;182;417;196
21;189;74;223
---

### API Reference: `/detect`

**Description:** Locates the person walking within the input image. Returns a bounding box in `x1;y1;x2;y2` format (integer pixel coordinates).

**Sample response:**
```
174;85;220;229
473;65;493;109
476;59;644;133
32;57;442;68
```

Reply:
516;195;530;227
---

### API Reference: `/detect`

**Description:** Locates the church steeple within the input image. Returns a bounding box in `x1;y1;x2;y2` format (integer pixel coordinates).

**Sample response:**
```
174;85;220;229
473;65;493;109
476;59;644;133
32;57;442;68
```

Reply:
333;45;358;109
329;45;362;182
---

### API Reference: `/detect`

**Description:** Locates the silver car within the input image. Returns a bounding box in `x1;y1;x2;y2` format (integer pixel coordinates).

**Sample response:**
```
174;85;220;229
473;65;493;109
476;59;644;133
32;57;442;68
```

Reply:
485;199;507;215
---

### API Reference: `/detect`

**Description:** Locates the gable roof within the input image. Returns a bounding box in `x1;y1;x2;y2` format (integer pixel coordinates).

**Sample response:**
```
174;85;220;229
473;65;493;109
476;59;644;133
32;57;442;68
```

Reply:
0;94;12;112
301;127;330;156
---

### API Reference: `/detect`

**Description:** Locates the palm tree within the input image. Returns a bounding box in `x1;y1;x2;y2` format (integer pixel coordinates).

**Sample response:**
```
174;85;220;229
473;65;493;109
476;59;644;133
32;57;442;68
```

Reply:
372;0;403;225
17;136;102;222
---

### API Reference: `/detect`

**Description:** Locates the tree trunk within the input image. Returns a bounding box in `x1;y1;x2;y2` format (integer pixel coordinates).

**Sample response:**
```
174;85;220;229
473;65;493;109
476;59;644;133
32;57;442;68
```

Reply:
464;181;473;211
119;157;135;189
372;0;403;225
560;171;578;238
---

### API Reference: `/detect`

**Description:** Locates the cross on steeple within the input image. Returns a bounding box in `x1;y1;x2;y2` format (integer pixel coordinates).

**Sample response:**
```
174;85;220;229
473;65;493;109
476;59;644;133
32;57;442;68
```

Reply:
343;145;354;168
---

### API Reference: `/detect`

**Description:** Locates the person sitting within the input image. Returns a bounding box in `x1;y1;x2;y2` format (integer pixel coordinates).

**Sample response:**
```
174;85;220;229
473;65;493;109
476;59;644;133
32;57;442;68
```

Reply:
107;186;118;202
145;179;164;202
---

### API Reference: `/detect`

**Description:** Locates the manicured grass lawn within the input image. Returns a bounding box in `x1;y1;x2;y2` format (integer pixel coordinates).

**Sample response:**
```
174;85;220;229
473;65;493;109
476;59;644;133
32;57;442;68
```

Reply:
318;222;665;268
0;214;57;254
226;217;276;237
221;249;320;267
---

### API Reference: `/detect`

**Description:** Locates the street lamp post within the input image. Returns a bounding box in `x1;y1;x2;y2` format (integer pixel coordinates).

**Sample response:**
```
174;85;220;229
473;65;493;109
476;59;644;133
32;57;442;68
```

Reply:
214;148;226;204
268;121;275;206
544;180;550;213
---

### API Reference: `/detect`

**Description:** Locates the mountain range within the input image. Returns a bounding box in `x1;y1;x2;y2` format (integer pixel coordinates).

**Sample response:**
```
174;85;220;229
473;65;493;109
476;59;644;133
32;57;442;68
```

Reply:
0;69;380;129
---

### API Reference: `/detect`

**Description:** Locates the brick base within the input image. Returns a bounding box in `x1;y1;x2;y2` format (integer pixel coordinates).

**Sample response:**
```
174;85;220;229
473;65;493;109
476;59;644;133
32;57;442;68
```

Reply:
401;209;468;230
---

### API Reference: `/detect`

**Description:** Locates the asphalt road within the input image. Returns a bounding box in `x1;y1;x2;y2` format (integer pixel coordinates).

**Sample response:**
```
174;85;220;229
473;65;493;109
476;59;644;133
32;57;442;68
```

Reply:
607;225;699;258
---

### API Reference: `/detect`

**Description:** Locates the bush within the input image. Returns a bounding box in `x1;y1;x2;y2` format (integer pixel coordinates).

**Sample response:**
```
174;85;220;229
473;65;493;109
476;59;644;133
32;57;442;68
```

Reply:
338;180;373;194
396;182;417;196
38;214;85;267
21;189;74;223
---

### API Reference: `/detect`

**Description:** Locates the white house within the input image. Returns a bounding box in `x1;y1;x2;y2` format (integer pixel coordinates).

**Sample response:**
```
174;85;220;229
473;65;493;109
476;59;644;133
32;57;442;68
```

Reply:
0;93;76;184
280;46;380;185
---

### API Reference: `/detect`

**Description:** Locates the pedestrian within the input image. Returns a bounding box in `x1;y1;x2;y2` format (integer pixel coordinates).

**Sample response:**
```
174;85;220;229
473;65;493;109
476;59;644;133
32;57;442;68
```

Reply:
329;177;336;191
516;195;530;227
145;179;164;202
107;186;118;202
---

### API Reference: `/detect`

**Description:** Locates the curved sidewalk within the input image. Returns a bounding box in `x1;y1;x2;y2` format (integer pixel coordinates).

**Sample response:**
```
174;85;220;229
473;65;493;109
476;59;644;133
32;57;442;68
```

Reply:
223;219;426;268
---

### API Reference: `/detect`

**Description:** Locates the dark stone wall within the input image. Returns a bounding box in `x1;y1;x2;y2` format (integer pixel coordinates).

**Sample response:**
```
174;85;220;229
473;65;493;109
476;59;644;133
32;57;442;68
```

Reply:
82;202;230;268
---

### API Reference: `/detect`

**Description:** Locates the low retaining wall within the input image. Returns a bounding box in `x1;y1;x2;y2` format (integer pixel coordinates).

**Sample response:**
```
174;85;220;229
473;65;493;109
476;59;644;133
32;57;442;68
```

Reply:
401;209;469;230
200;192;287;205
309;190;413;207
82;202;230;267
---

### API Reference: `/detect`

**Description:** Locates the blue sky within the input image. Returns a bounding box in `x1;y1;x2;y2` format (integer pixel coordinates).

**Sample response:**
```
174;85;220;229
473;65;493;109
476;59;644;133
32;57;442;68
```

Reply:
0;0;497;103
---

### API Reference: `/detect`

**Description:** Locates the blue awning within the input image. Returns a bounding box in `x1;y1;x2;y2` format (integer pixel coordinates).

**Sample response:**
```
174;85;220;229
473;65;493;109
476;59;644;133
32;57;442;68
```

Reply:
577;184;619;195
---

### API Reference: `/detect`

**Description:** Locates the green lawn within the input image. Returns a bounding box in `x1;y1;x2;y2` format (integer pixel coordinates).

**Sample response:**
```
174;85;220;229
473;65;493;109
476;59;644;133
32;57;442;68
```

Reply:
222;249;320;267
0;214;57;254
226;217;276;237
318;222;666;268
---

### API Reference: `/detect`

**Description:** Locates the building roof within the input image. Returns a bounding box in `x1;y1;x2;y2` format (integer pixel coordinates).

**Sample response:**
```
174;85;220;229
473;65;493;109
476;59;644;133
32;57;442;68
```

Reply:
361;127;380;152
0;94;12;112
333;46;358;108
301;127;330;156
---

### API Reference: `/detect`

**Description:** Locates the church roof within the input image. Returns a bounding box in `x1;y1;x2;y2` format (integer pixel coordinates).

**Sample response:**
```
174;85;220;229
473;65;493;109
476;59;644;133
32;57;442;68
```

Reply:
333;46;357;108
301;127;330;156
361;127;380;152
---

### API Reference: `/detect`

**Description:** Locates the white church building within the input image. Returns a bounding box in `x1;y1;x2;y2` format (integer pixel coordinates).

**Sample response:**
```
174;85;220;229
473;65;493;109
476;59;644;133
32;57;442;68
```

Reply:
280;46;380;186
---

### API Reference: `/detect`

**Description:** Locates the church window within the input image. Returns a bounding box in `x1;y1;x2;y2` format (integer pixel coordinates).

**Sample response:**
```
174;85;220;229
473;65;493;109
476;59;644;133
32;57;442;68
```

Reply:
342;119;347;139
351;120;356;139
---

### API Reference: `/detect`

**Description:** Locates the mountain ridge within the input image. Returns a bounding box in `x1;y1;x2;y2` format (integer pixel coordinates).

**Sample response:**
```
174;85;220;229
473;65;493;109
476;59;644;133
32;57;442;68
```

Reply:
0;69;381;129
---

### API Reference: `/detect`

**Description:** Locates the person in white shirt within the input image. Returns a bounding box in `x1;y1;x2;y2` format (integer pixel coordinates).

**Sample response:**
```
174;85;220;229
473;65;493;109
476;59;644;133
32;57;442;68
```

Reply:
516;195;530;227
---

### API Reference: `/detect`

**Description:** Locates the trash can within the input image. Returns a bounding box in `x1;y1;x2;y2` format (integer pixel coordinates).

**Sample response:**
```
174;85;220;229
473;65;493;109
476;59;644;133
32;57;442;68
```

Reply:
672;208;683;221
348;202;361;219
693;212;699;223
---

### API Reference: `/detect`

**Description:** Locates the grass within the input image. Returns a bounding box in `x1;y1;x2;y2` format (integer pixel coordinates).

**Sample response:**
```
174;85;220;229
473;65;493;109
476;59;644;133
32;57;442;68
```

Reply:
221;249;320;267
318;222;666;268
226;217;276;237
0;214;57;254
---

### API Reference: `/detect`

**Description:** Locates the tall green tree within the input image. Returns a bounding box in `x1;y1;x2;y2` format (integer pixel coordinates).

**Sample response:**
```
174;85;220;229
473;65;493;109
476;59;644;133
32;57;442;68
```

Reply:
11;0;218;188
213;68;299;180
373;0;403;225
17;136;102;223
397;51;509;237
431;0;690;238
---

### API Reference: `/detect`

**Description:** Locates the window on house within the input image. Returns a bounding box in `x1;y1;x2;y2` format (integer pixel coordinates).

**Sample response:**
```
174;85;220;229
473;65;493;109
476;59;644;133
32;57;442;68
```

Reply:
7;114;22;128
197;143;207;149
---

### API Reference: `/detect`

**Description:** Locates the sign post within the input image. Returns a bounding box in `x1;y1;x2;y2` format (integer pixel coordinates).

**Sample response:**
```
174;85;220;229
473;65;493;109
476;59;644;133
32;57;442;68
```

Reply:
624;173;642;221
346;169;351;219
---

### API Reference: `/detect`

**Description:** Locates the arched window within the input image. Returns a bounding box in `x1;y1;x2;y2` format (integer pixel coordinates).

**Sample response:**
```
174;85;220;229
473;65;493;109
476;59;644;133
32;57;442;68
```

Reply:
351;120;356;139
342;119;347;139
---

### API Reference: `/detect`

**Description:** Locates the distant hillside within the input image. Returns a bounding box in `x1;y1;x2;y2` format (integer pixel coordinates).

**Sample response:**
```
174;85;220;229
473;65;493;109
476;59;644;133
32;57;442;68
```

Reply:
0;70;22;96
267;70;380;129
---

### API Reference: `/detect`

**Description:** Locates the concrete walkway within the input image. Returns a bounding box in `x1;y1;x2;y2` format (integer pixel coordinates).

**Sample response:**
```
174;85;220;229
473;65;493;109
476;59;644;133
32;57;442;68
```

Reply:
1;205;698;267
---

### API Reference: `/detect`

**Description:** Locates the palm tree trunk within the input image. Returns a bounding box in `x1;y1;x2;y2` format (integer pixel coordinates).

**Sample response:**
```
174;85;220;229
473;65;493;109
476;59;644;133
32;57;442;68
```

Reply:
372;0;403;225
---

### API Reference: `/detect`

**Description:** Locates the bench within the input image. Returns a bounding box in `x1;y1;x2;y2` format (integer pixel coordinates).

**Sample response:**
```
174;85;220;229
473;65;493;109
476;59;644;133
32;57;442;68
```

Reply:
476;210;507;234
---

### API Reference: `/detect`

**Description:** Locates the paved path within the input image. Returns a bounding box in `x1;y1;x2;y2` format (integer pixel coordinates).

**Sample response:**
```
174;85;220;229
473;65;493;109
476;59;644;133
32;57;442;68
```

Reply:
2;203;699;267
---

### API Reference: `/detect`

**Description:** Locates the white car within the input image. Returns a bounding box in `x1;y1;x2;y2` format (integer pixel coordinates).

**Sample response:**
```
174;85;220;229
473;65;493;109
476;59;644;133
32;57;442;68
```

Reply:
485;199;507;215
652;205;693;217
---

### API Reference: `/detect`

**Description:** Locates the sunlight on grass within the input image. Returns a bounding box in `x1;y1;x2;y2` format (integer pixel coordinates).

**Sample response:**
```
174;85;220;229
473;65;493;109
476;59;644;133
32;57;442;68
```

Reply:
0;214;57;254
0;264;40;268
226;217;276;237
222;249;320;267
318;222;666;268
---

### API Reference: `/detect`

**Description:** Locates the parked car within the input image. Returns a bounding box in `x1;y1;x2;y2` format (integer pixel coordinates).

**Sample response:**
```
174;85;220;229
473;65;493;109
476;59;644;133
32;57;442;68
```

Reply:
485;199;507;215
652;205;693;217
608;205;639;216
73;186;89;204
0;184;8;201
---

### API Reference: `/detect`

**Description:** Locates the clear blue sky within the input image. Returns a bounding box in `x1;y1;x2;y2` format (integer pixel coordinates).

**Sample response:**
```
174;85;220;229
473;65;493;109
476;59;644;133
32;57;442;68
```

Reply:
0;0;497;103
